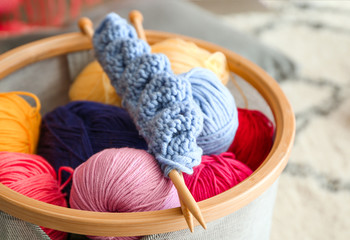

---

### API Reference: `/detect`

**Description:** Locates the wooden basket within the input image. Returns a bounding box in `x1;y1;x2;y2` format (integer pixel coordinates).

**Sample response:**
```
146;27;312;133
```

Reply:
0;29;295;237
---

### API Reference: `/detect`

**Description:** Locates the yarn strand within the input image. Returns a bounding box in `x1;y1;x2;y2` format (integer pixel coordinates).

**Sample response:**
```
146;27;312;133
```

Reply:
58;166;74;191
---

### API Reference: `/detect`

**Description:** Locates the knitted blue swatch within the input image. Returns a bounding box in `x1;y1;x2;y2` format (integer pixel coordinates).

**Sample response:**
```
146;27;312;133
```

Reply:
93;13;204;176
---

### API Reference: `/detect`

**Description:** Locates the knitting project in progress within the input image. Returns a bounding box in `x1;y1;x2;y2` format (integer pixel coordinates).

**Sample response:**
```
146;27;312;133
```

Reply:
93;13;204;176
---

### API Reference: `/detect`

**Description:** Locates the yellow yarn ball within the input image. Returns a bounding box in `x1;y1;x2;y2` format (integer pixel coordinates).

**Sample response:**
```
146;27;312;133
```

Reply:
69;61;122;106
0;92;41;154
151;38;230;85
69;38;230;106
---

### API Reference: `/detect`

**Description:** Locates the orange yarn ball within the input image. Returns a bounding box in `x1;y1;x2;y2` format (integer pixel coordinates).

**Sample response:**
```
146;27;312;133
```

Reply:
69;61;122;106
151;38;230;85
0;91;41;153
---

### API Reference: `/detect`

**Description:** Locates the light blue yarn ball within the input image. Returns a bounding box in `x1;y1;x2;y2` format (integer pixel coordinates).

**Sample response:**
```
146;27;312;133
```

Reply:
182;68;239;155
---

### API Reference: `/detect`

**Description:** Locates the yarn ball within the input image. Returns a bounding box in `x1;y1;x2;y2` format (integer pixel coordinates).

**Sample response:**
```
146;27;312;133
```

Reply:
93;13;203;176
183;152;252;202
69;61;122;106
183;68;238;155
151;38;230;85
0;151;70;240
0;91;41;154
228;108;275;171
70;148;180;240
37;101;147;194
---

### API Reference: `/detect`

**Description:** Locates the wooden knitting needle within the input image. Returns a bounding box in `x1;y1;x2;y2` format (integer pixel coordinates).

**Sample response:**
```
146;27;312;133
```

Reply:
129;10;147;41
79;17;94;39
168;170;206;230
78;15;206;231
129;9;195;231
179;172;194;232
129;10;206;231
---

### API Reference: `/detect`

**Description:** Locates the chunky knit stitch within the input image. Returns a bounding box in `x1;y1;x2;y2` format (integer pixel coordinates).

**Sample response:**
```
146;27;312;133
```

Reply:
93;13;204;176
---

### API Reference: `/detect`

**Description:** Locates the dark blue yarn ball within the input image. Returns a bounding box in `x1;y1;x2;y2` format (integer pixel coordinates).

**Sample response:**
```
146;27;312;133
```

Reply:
37;101;148;194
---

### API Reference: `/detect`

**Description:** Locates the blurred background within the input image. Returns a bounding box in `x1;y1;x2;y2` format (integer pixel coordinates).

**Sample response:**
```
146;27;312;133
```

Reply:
1;0;349;240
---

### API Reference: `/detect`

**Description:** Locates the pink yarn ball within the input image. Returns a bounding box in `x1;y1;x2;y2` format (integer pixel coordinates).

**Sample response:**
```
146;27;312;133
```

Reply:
70;148;180;240
0;151;70;240
184;152;252;202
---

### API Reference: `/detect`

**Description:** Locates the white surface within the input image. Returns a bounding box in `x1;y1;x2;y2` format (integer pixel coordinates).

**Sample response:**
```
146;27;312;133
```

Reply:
223;2;350;239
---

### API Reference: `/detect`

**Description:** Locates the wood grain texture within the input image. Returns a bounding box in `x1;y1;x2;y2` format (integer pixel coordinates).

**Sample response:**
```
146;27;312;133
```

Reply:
0;30;295;237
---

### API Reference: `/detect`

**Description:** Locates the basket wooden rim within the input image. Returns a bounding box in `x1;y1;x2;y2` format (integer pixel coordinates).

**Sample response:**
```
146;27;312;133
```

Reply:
0;30;295;237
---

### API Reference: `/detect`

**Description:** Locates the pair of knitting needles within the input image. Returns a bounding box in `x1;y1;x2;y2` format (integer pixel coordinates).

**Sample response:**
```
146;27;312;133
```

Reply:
79;11;206;233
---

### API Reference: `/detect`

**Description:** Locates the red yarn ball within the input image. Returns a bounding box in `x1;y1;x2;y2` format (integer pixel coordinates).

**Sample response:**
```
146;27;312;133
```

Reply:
183;152;252;202
0;152;72;240
228;108;275;171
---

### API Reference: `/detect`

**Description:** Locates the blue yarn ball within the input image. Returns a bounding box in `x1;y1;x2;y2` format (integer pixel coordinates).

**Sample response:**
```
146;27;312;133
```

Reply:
37;101;148;193
182;68;239;155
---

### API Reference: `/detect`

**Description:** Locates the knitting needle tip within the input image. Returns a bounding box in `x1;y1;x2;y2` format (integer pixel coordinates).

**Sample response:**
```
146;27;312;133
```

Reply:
129;10;147;41
169;170;207;230
180;200;194;232
78;17;94;38
177;172;195;232
129;10;144;23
